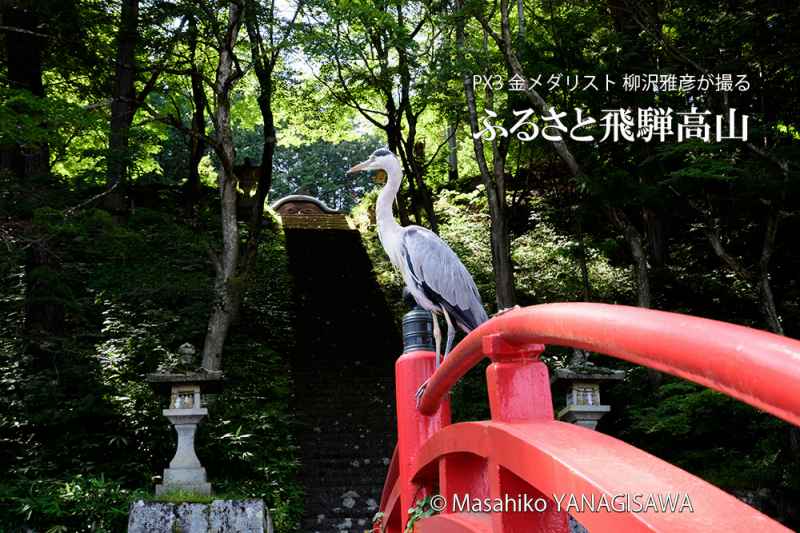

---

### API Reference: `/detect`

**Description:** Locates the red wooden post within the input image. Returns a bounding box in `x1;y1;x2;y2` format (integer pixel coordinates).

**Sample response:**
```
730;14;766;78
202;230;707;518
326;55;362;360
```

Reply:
484;334;551;422
395;349;451;530
484;333;569;533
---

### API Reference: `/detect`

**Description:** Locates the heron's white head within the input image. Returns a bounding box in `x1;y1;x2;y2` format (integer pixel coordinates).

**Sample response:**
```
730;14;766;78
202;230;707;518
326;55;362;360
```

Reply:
347;148;401;185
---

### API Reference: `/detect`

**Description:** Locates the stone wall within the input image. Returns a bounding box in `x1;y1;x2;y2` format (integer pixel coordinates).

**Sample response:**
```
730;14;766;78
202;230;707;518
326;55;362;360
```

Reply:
128;499;272;533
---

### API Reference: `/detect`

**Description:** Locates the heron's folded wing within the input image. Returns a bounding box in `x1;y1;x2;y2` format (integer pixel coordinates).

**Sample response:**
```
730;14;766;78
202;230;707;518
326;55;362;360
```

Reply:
401;227;488;331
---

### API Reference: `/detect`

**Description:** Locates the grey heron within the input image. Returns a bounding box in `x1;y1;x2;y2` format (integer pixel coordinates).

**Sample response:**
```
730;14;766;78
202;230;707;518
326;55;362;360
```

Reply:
348;149;488;394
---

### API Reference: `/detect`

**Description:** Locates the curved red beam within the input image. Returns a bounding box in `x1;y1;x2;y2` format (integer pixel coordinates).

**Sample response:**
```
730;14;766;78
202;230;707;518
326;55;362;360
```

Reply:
412;420;792;532
417;303;800;427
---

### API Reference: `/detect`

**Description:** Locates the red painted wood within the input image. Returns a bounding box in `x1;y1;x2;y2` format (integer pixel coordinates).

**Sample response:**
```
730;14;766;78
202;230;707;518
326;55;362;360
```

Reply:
395;349;451;530
489;461;568;533
481;333;568;532
416;512;492;532
376;445;402;533
439;453;489;513
379;304;800;531
418;303;800;428
412;420;792;532
380;480;401;533
484;334;551;422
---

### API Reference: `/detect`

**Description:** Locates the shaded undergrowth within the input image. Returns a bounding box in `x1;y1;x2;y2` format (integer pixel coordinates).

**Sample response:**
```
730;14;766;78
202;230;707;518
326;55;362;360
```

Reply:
0;184;302;532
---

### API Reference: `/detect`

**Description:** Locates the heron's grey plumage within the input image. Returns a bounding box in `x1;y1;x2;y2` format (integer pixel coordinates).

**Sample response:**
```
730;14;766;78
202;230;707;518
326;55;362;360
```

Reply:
348;148;488;374
400;227;487;332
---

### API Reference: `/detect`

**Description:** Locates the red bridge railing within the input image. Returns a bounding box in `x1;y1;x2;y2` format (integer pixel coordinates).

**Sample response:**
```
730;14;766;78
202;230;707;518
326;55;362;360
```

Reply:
376;303;800;533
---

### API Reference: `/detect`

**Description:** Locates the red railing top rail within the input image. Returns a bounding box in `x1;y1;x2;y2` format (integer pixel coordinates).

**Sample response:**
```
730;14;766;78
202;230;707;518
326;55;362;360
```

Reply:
417;303;800;427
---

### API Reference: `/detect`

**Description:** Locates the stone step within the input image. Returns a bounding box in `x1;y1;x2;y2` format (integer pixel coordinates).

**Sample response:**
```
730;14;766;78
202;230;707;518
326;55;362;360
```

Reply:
284;227;401;531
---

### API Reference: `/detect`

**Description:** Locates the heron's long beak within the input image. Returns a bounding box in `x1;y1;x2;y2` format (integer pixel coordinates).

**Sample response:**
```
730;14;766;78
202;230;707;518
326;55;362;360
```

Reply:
347;159;372;174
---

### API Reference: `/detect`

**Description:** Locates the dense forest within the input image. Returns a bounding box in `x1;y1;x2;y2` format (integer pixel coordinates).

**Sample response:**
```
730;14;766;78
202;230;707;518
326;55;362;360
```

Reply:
1;0;799;531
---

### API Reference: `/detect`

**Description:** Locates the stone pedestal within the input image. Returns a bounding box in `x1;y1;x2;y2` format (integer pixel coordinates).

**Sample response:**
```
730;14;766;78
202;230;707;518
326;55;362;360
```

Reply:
156;407;211;496
128;500;273;533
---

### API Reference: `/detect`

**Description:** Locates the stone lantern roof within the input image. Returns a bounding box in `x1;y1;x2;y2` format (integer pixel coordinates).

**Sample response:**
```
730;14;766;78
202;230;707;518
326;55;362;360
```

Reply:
145;370;225;395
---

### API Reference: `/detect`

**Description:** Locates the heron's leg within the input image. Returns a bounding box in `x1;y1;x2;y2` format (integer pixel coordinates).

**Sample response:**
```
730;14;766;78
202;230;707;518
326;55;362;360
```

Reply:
441;307;456;360
415;379;429;407
431;311;442;368
415;309;456;408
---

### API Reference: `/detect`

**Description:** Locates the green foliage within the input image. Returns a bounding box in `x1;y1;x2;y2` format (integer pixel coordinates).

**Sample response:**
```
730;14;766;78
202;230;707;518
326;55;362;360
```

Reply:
3;0;800;528
0;197;302;531
606;373;799;491
434;188;495;304
149;490;218;504
234;135;384;211
430;187;633;309
200;229;303;531
404;496;439;533
0;475;147;533
0;88;105;176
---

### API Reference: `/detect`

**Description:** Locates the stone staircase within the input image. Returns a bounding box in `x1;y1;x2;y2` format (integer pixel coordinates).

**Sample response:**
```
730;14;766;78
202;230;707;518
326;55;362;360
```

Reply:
283;227;401;533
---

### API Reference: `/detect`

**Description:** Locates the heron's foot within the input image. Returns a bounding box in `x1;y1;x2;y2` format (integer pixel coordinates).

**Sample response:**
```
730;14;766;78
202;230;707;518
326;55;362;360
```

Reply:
492;304;521;318
415;379;430;408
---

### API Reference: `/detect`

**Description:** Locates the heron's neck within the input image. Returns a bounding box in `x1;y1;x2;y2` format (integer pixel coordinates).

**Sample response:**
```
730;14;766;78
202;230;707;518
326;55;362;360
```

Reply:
376;162;403;242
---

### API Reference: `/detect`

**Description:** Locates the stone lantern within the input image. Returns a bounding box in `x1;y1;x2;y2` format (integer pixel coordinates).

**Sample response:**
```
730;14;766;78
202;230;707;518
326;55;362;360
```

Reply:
550;363;624;430
146;346;223;496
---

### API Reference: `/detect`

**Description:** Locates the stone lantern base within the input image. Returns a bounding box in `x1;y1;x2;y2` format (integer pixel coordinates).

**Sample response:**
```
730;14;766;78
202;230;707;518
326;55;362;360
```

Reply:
155;474;212;497
155;407;212;496
557;404;611;430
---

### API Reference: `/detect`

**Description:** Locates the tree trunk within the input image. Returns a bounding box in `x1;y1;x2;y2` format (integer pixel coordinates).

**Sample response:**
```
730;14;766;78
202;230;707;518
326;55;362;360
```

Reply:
5;5;59;355
399;97;437;232
201;1;244;372
106;0;139;212
185;15;206;213
250;90;275;233
1;4;48;177
759;271;783;335
576;218;591;301
758;211;783;335
394;21;438;233
490;119;515;308
386;125;412;226
447;124;459;182
610;208;651;308
483;0;583;177
643;206;666;269
699;206;783;335
611;207;661;386
456;1;515;309
489;197;515;308
244;12;276;249
405;136;438;233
